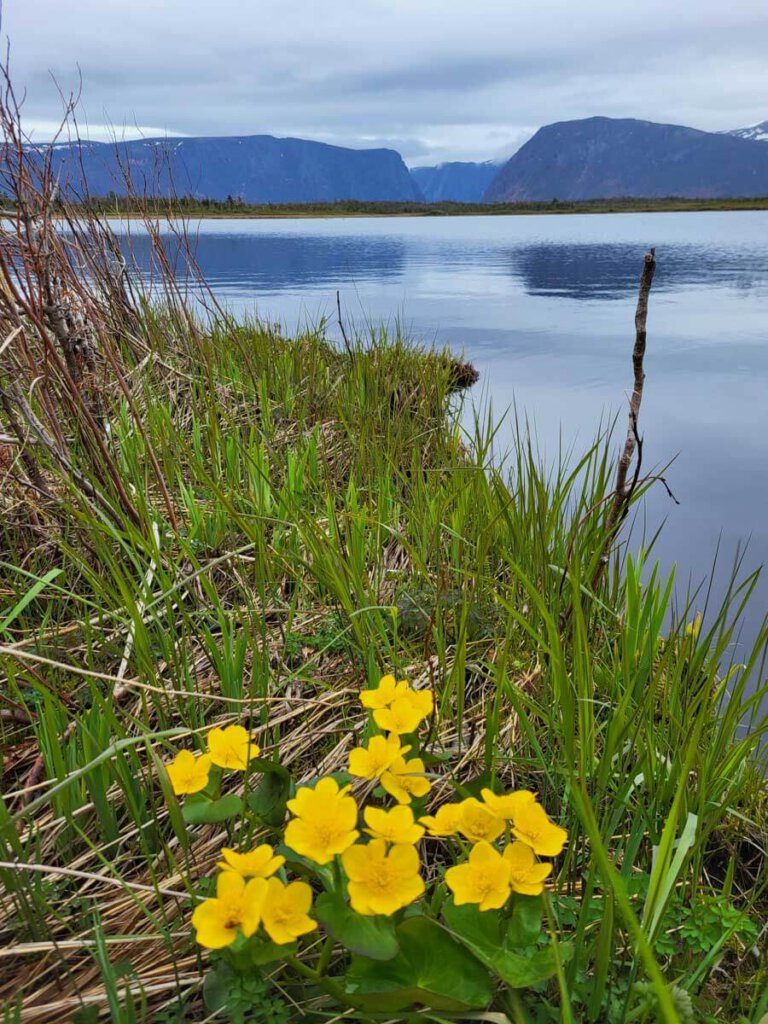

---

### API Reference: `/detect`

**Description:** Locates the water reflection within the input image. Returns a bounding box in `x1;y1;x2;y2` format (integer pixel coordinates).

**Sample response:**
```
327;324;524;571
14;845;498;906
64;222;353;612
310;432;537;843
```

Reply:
508;242;768;299
126;231;406;292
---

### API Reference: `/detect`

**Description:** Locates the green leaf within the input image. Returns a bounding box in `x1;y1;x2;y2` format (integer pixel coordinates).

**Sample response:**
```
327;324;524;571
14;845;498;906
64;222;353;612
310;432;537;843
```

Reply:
442;901;571;989
247;768;291;828
203;965;233;1012
506;895;544;948
315;891;399;960
345;915;492;1011
274;844;335;889
0;567;62;635
250;938;295;965
182;793;243;824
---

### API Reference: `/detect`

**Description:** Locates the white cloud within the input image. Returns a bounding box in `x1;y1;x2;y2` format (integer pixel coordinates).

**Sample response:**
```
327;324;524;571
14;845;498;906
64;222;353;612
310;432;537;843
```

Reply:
22;119;188;144
4;0;768;164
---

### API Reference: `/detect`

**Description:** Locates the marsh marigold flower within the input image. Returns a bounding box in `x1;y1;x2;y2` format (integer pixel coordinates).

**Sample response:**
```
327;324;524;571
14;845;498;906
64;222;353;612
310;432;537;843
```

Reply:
457;798;505;843
503;841;552;896
261;877;317;945
348;734;408;781
342;838;425;915
380;755;431;805
420;802;463;837
207;725;259;771
481;788;536;821
284;777;359;864
373;691;432;735
360;674;409;710
191;871;267;948
364;805;425;845
218;844;285;879
166;750;211;795
511;801;568;857
445;841;511;911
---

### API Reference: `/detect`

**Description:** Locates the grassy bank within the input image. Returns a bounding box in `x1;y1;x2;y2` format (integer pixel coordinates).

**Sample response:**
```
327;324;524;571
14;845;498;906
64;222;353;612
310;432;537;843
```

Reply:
0;118;767;1022
1;313;767;1022
9;194;768;220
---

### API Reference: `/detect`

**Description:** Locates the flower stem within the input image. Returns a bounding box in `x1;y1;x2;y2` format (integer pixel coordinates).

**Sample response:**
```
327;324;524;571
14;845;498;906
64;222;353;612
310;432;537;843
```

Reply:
284;953;362;1011
316;934;334;976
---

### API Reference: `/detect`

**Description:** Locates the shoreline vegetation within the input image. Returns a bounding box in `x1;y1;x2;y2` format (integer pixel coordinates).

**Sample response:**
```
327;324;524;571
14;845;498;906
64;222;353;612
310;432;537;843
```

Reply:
5;194;768;220
1;80;767;1024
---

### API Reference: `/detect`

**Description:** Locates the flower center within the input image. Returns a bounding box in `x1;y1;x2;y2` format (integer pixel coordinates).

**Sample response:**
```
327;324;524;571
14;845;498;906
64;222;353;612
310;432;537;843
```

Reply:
221;902;244;929
367;864;394;892
312;818;350;849
474;870;498;896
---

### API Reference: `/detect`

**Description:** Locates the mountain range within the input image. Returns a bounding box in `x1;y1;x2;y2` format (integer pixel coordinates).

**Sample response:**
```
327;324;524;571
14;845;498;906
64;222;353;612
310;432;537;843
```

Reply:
410;161;501;203
485;117;768;202
20;116;768;205
38;134;422;204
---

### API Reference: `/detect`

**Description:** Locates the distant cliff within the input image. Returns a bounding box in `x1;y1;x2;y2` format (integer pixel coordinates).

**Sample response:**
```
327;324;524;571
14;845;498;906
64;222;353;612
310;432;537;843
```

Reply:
484;117;768;201
39;134;423;204
410;161;500;202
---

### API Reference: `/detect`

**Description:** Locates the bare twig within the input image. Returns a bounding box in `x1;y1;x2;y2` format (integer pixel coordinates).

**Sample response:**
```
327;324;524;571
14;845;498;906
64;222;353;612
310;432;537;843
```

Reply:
336;289;354;357
599;248;656;558
559;249;656;628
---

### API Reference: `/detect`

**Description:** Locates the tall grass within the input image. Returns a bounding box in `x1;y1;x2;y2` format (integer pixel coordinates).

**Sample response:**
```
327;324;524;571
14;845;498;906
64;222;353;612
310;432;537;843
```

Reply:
1;315;766;1021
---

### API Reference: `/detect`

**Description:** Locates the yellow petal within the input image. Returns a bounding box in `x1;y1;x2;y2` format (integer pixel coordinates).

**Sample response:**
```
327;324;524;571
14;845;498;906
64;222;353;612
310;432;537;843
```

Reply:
191;900;237;949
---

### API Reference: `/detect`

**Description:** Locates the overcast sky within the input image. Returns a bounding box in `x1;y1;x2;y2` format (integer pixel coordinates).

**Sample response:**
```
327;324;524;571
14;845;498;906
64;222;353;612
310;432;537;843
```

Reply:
4;0;768;166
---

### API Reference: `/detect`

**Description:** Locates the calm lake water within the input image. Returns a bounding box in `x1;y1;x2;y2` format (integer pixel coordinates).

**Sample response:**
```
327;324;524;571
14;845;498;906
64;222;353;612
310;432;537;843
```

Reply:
141;212;768;676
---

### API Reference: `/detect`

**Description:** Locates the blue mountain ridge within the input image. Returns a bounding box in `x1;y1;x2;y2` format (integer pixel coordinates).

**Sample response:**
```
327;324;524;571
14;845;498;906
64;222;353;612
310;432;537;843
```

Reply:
18;116;768;205
410;161;500;203
484;116;768;202
38;133;423;204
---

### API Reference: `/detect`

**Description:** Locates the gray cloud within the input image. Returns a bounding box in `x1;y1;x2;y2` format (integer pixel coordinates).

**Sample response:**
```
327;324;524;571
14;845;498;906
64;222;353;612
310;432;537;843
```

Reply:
4;0;768;164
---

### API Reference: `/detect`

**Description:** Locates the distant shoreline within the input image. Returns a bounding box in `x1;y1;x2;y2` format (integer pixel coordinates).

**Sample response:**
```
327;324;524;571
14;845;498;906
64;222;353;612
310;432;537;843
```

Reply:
14;196;768;221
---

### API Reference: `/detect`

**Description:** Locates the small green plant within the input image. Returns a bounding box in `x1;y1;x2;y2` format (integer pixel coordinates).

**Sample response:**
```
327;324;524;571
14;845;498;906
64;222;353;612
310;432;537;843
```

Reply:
164;674;570;1016
678;894;758;954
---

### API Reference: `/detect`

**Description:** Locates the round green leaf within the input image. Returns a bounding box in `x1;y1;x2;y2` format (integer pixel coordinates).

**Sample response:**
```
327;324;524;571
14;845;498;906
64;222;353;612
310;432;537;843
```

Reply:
345;915;492;1011
314;891;399;960
247;769;291;828
506;895;545;948
182;793;243;824
442;901;571;989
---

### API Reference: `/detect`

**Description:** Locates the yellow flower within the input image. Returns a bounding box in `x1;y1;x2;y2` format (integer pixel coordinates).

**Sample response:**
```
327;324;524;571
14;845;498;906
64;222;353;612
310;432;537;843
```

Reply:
364;805;425;845
207;725;259;770
348;734;409;781
218;844;285;878
511;801;568;857
261;877;317;945
406;688;434;718
191;871;267;948
373;695;427;735
380;756;431;805
360;674;409;710
445;841;511;911
342;838;425;915
480;788;536;820
503;841;553;896
457;798;505;843
420;802;463;837
284;777;359;864
166;750;211;795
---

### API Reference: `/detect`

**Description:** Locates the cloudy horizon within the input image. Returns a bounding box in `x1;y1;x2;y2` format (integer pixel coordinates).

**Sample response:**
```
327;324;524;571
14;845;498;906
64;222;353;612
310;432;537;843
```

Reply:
4;0;768;166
